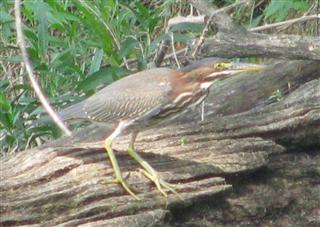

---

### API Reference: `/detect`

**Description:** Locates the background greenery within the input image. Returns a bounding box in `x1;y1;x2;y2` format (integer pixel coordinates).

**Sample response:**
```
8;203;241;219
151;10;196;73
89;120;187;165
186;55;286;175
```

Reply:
0;0;318;154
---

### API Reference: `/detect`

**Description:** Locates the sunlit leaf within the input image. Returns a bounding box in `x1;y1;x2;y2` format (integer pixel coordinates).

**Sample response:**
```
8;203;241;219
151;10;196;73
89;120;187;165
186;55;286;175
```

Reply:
0;92;11;113
118;37;139;58
89;49;104;75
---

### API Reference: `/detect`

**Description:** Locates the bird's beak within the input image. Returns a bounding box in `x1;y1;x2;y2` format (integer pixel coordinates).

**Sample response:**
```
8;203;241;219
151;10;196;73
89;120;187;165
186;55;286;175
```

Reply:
227;62;265;73
206;62;265;81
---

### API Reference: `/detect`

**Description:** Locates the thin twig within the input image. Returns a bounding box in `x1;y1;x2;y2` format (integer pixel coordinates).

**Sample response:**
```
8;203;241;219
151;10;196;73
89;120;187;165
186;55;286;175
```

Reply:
121;48;187;69
250;14;320;32
154;15;206;67
201;101;205;121
165;48;187;61
192;0;247;57
14;0;72;136
170;32;181;69
317;0;320;36
153;38;170;67
167;15;205;27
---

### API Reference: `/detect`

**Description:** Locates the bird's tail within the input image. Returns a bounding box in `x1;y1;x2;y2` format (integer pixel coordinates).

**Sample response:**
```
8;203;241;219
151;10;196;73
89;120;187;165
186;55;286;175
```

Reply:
59;101;86;121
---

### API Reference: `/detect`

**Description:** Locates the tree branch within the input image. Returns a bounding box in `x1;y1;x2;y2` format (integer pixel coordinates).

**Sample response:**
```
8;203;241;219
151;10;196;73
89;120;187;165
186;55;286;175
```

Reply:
14;0;71;136
250;14;320;32
200;31;320;60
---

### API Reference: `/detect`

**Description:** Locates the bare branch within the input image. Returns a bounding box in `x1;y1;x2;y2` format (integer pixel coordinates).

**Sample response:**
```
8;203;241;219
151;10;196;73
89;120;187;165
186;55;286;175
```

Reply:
14;0;72;136
154;0;247;66
167;15;205;28
153;15;205;67
250;14;320;32
153;15;204;66
191;0;248;57
188;0;244;31
200;31;320;60
170;33;181;69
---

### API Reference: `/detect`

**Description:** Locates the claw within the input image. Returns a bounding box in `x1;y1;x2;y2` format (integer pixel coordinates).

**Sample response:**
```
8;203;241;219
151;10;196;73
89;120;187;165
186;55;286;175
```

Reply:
138;168;183;200
128;143;183;199
103;177;140;200
139;168;168;197
104;133;140;200
104;129;183;201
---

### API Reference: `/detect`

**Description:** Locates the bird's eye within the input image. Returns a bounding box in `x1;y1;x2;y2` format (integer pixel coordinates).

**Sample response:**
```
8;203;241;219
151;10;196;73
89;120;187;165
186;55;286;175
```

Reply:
214;62;231;70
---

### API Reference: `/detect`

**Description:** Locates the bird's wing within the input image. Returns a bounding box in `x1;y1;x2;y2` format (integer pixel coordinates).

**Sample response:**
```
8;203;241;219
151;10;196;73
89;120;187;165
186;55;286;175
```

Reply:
82;68;177;123
59;101;87;121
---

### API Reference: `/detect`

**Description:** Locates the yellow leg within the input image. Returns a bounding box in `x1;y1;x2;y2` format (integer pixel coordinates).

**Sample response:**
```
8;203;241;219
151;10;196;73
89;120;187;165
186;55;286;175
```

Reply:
103;121;139;200
128;133;182;199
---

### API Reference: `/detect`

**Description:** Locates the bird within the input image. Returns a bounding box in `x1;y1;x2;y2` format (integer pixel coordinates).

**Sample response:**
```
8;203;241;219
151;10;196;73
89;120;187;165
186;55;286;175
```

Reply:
59;62;264;200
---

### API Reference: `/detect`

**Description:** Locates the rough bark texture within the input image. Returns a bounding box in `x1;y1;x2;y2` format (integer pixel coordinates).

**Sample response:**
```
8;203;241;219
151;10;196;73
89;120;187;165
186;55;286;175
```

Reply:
200;31;320;60
1;0;320;226
1;63;319;226
189;0;320;60
171;151;320;227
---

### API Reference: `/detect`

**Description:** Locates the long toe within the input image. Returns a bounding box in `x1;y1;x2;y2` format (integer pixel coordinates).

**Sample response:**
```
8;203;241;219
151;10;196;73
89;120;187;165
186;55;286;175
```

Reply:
140;169;182;200
104;177;140;200
158;178;183;200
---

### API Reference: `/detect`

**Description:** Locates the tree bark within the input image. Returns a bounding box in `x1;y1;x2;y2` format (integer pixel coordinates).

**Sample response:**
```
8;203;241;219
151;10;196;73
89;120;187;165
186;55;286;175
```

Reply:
2;0;319;226
170;151;320;227
200;32;320;60
1;66;319;226
189;0;320;61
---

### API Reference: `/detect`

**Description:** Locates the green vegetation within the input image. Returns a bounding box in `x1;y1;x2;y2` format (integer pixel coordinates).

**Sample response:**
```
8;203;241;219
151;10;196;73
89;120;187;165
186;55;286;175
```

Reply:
0;0;317;153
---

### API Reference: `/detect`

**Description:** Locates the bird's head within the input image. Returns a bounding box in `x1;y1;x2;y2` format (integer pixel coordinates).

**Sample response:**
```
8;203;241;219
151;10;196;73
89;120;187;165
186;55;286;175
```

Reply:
181;62;265;90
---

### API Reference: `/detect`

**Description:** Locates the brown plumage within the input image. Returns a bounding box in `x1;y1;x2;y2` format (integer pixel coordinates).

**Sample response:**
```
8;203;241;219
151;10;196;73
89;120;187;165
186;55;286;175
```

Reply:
59;67;219;130
59;64;264;200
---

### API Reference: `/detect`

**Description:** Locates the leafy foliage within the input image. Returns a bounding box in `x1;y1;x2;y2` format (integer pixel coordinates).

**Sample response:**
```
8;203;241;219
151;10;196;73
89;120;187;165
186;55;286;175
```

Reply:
263;0;309;22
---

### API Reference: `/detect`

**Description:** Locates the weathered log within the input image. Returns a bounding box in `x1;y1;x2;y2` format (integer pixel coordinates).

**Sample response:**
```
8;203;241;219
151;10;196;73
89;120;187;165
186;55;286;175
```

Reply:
189;60;319;118
200;31;320;61
1;72;318;226
1;137;279;226
189;0;320;61
170;151;320;226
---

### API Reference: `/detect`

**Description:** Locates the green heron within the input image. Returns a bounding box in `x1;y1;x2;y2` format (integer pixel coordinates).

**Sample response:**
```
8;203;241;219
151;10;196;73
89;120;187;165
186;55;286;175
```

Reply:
60;62;263;200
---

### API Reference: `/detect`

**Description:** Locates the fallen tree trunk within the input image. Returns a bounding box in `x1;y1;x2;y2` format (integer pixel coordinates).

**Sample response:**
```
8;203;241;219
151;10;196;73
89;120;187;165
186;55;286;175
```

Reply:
170;150;320;226
1;65;319;226
200;31;320;60
189;0;320;61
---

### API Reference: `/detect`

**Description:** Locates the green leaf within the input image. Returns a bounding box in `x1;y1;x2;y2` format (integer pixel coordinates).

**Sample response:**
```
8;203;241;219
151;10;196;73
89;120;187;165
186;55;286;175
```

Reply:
54;11;81;23
150;33;170;52
0;80;9;90
247;15;263;28
89;49;104;75
26;1;50;59
0;8;13;23
0;92;13;129
264;0;309;22
0;92;11;113
170;23;204;32
173;34;193;43
0;55;23;64
118;37;139;58
51;48;74;68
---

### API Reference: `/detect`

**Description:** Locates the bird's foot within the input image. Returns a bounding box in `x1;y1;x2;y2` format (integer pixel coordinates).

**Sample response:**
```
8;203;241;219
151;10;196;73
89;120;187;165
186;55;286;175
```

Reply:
127;138;183;200
139;168;183;200
104;176;140;200
104;138;140;200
